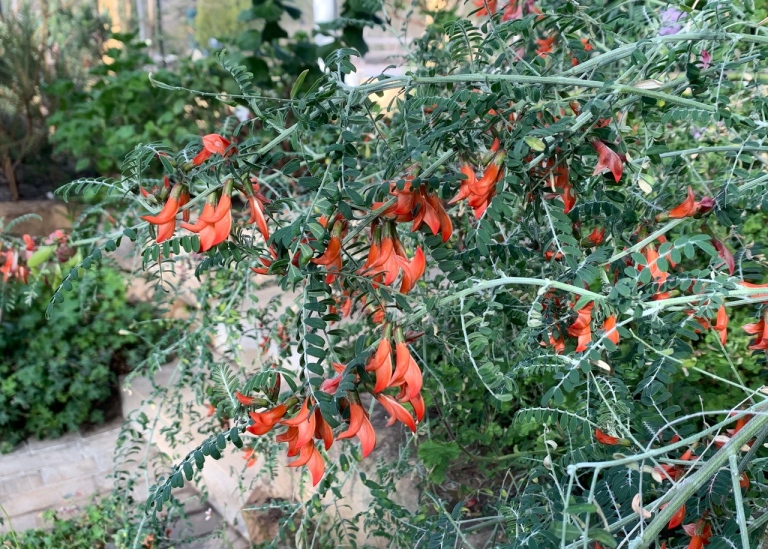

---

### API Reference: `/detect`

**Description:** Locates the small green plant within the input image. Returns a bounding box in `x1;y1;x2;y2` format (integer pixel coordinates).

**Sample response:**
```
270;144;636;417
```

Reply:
0;265;165;452
46;33;232;175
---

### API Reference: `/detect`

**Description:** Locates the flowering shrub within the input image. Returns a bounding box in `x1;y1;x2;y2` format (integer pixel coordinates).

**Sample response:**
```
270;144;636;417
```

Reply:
34;0;768;546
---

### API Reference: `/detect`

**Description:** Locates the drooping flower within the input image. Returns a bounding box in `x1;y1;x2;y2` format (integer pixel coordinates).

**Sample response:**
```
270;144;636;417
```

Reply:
286;441;325;486
711;238;735;275
567;303;594;352
591;140;623;182
192;133;235;165
390;335;424;401
682;519;712;549
743;314;768;350
376;393;417;432
602;315;619;345
667;504;686;529
242;448;257;468
595;428;620;445
713;305;728;345
665;186;715;219
450;151;505;219
181;183;234;252
473;0;498;16
336;402;376;457
141;183;187;244
246;404;288;436
245;180;270;242
536;36;555;57
366;334;394;394
280;399;317;451
587;227;605;246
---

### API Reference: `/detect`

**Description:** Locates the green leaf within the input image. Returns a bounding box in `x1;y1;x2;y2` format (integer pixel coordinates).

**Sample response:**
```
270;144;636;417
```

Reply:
291;69;309;99
524;136;546;152
588;528;618;548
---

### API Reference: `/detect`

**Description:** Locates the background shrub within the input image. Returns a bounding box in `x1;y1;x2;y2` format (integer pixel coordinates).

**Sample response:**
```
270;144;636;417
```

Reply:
0;266;164;452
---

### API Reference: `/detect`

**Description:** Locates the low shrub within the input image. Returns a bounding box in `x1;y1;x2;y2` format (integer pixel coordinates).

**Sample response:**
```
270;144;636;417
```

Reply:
0;266;164;452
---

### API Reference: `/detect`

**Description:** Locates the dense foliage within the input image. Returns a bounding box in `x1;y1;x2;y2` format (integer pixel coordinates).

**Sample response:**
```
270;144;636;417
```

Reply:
6;0;768;547
0;260;164;452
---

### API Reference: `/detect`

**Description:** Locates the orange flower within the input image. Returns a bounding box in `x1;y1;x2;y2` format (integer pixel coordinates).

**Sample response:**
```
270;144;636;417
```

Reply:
664;187;716;220
235;391;255;406
595;428;620;445
743;314;768;350
376;393;417;432
280;399;316;451
591;140;623;182
245;180;270;242
713;305;727;345
536;36;555;57
390;336;424;401
192;133;235;165
395;247;426;294
667;503;686;529
580;37;593;51
376;180;453;241
669;186;696;218
567;303;594;352
641;246;668;284
311;225;343;283
682;519;712;549
602;315;619;345
181;186;233;251
366;335;394;393
587;227;605;246
313;408;334;451
246;404;288;436
548;332;565;354
287;441;325;486
450;153;505;219
473;0;498;16
242;448;257;468
336;402;376;457
141;183;186;243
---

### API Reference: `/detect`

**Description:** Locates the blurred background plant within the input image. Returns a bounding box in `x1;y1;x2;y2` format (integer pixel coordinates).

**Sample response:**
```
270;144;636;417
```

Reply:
0;0;109;200
0;262;166;453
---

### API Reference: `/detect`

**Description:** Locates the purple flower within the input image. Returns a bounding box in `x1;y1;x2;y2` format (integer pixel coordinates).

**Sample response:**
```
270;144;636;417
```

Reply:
659;7;685;36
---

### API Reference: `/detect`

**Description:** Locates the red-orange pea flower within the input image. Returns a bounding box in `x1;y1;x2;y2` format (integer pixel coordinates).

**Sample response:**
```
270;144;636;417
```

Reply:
595;428;620;445
390;339;423;401
602;315;619;345
192;133;235;165
235;391;255;406
366;336;394;393
667;503;686;529
591;140;623;182
181;185;233;252
242;448;257;468
141;183;186;244
336;402;376;457
473;0;498;16
713;305;728;345
536;36;555;57
665;186;716;220
280;399;316;450
567;303;594;352
246;404;288;436
587;227;605;246
376;394;417;432
287;441;325;486
682;520;712;549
